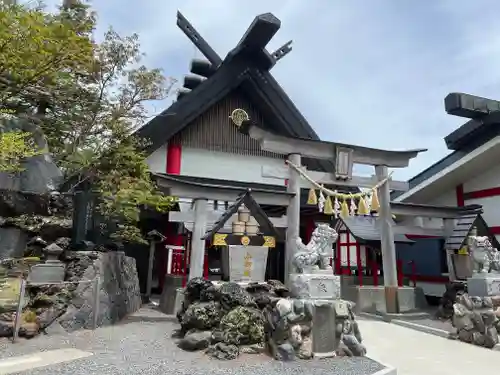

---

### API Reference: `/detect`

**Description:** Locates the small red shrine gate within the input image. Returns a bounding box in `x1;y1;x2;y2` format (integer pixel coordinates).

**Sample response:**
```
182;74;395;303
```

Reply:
333;216;413;287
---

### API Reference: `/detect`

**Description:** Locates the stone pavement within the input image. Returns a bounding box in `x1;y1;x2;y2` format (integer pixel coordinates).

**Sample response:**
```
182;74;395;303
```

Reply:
358;318;500;375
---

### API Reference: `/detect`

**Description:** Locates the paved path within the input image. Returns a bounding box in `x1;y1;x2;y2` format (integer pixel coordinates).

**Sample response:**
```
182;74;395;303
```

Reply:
358;318;500;375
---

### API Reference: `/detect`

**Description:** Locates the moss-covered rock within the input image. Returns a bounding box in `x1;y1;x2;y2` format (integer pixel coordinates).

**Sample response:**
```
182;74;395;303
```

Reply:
219;306;264;345
181;301;224;332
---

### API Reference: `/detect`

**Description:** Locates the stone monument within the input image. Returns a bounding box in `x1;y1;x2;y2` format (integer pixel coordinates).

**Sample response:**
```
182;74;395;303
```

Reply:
467;234;500;297
27;243;65;284
225;245;268;283
288;223;342;358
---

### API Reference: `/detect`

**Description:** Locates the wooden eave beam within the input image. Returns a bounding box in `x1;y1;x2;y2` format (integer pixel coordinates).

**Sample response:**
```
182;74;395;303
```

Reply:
154;174;293;206
390;202;482;218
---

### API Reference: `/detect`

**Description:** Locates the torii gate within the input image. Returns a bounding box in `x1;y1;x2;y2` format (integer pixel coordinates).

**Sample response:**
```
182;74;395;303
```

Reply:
237;118;427;313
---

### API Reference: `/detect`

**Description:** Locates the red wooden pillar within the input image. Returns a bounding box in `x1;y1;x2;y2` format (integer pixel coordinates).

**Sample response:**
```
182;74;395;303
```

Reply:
372;258;379;287
203;240;209;280
346;232;351;276
160;141;182;289
397;259;403;287
335;243;341;274
305;219;315;243
410;260;417;287
356;243;363;286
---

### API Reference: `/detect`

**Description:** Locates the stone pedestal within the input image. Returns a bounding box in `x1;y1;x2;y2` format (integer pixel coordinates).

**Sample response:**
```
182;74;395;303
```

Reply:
467;274;500;297
289;271;341;358
289;271;341;300
159;275;184;314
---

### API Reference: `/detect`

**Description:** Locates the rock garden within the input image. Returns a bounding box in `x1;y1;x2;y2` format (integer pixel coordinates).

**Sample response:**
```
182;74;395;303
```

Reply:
437;282;500;349
0;190;142;340
174;277;366;361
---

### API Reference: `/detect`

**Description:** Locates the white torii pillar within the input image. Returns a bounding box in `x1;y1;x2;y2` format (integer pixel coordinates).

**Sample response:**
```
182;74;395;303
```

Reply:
375;165;398;312
189;198;208;280
284;153;301;285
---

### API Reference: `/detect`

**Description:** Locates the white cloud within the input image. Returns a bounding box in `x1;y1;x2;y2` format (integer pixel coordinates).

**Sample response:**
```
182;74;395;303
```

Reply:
45;0;500;180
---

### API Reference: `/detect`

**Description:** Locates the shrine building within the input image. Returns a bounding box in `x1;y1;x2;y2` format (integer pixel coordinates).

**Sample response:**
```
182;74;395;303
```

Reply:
134;12;357;292
131;12;487;312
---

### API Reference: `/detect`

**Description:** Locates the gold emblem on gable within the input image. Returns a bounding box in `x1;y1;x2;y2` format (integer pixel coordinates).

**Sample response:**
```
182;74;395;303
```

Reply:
229;109;249;127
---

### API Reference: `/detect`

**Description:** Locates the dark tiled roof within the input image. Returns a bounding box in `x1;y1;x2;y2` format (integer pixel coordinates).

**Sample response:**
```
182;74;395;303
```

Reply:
444;214;478;251
338;216;414;243
202;189;278;239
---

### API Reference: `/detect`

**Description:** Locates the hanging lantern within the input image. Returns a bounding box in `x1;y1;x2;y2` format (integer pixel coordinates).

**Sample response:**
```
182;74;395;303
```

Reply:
349;194;357;216
307;188;318;205
370;189;380;212
357;194;369;215
333;195;341;218
324;195;334;215
340;199;350;217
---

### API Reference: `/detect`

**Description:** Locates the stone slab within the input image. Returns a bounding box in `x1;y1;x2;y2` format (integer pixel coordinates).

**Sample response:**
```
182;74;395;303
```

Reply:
27;262;65;284
226;245;268;282
158;275;184;314
467;275;500;297
0;277;23;312
289;273;341;300
311;300;337;358
344;286;423;313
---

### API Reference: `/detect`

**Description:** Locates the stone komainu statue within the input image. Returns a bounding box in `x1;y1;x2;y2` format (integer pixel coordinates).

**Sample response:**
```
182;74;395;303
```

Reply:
469;235;500;274
292;223;338;273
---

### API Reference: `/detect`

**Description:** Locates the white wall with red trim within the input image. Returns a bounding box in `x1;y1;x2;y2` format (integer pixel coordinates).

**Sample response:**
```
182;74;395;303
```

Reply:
180;147;287;186
146;143;167;174
427;189;457;207
422;163;500;240
463;165;500;191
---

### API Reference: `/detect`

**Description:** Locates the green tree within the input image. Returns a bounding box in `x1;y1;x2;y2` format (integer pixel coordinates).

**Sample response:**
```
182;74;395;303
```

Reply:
0;1;176;243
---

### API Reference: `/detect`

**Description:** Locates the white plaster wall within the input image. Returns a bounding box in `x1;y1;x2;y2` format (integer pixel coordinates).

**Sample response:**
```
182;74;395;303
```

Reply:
146;144;167;174
463;163;500;192
464;196;500;241
427;189;457;207
180;147;286;186
461;165;500;242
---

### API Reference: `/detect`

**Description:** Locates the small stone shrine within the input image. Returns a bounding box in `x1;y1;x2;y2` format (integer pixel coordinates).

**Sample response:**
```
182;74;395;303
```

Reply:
202;189;277;283
440;230;500;349
27;242;65;284
467;233;500;297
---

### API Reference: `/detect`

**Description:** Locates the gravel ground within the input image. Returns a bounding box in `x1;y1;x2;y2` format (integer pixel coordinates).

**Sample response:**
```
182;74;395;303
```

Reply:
0;308;386;375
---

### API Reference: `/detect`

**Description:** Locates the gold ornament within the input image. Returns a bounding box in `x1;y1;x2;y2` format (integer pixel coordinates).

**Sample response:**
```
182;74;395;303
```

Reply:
229;108;249;127
324;195;334;215
357;195;369;215
307;188;318;205
241;236;250;246
370;190;380;212
340;199;350;217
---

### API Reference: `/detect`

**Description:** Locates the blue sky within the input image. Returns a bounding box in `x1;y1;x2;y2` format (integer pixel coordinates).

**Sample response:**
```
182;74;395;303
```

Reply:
46;0;500;180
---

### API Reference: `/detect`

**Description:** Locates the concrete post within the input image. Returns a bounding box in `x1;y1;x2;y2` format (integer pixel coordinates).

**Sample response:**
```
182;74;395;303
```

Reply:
189;198;208;280
285;153;301;286
443;218;457;281
375;165;399;313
